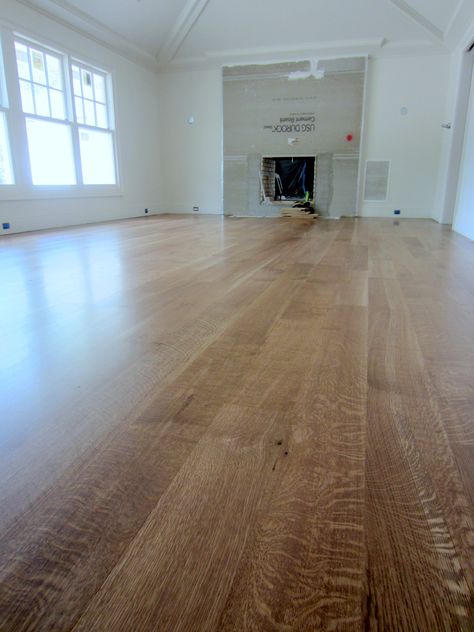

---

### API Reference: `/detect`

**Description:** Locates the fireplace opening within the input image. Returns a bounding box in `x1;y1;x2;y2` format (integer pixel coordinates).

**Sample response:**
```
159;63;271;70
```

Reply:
275;157;315;200
261;157;315;202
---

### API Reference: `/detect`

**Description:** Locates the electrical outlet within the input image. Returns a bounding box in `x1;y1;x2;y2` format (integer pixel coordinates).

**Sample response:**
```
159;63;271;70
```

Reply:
193;206;199;212
144;208;149;214
394;210;401;215
2;222;10;230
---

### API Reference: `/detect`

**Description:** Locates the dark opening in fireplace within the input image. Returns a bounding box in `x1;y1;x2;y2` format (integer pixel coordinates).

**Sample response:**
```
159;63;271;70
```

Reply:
274;157;315;200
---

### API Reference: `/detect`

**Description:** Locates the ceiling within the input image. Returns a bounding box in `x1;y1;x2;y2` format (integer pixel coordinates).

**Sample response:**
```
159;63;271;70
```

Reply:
17;0;474;71
64;0;190;56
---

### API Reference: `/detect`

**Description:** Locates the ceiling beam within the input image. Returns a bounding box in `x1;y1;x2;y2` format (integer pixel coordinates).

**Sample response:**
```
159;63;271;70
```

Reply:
387;0;444;43
157;0;211;64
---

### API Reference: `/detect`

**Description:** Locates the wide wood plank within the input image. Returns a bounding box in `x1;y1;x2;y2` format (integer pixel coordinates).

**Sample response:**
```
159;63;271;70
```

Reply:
0;215;473;631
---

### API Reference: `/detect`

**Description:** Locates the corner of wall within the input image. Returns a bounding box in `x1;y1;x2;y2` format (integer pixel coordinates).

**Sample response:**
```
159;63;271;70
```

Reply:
157;67;223;216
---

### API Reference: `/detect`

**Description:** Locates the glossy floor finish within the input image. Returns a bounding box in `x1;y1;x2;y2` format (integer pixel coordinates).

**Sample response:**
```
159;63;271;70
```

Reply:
0;215;473;631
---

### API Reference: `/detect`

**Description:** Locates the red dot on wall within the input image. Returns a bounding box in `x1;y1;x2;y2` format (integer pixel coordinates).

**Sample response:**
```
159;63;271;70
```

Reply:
346;134;353;142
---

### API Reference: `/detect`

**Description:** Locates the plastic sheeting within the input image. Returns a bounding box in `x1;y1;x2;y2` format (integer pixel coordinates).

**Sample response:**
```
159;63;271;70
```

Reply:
274;157;314;199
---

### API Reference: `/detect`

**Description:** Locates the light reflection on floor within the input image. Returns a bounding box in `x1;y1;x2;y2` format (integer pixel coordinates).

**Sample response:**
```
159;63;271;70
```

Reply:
0;228;127;448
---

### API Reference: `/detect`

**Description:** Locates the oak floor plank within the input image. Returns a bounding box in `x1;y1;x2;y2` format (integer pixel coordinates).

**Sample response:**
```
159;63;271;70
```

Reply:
218;305;367;630
366;224;474;631
72;404;284;632
0;216;473;631
0;220;309;530
1;228;332;631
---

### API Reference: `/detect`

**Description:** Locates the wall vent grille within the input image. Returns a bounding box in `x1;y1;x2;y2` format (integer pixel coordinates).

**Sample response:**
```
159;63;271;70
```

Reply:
364;161;390;201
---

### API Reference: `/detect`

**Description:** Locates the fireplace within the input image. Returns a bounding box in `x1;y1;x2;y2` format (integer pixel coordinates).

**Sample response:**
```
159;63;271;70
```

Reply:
261;156;315;202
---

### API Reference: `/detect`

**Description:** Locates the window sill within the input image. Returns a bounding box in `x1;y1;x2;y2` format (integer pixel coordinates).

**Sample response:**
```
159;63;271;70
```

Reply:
0;185;123;201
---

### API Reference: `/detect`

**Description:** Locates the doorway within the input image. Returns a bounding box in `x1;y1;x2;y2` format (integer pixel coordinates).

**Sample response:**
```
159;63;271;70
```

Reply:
453;47;474;239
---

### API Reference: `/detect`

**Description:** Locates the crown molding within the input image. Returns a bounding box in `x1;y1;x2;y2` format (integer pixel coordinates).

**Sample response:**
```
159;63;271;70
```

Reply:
157;0;211;64
156;36;450;73
205;38;385;61
196;39;383;73
387;0;444;43
376;40;449;59
445;0;474;50
16;0;159;71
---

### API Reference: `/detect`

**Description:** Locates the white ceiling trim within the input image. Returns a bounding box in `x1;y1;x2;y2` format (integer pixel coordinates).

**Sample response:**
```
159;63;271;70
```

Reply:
156;36;448;73
206;38;385;60
387;0;444;43
16;0;159;71
158;39;380;72
445;0;474;50
157;0;211;64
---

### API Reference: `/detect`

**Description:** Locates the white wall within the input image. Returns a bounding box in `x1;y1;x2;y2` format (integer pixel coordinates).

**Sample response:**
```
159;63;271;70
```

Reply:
453;60;474;240
159;55;451;219
158;68;222;215
0;0;161;234
360;55;450;219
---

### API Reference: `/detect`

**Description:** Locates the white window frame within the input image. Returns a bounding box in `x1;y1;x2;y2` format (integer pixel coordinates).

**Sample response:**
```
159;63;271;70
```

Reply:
69;59;118;186
0;24;121;200
0;34;15;188
14;35;77;187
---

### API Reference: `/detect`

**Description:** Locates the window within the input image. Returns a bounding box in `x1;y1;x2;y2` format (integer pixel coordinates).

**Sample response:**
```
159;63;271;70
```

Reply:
25;117;76;185
71;64;108;128
0;28;119;192
15;39;75;185
15;42;66;119
71;62;116;185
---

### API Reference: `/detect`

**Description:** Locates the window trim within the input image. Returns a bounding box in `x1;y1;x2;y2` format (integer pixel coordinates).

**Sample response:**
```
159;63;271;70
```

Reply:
0;108;15;186
0;33;16;188
0;24;122;200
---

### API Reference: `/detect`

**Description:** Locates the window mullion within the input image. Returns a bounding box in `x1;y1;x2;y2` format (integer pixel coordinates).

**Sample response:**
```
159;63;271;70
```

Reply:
1;28;32;186
67;62;83;186
43;56;53;118
90;70;98;127
25;49;37;115
74;66;85;124
72;122;83;186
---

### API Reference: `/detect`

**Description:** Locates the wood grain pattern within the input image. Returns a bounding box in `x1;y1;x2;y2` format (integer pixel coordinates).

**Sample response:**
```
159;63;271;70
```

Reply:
0;215;473;631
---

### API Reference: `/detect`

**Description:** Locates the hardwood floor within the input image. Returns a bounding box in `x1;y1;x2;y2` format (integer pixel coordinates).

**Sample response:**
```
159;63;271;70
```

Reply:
0;214;473;631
